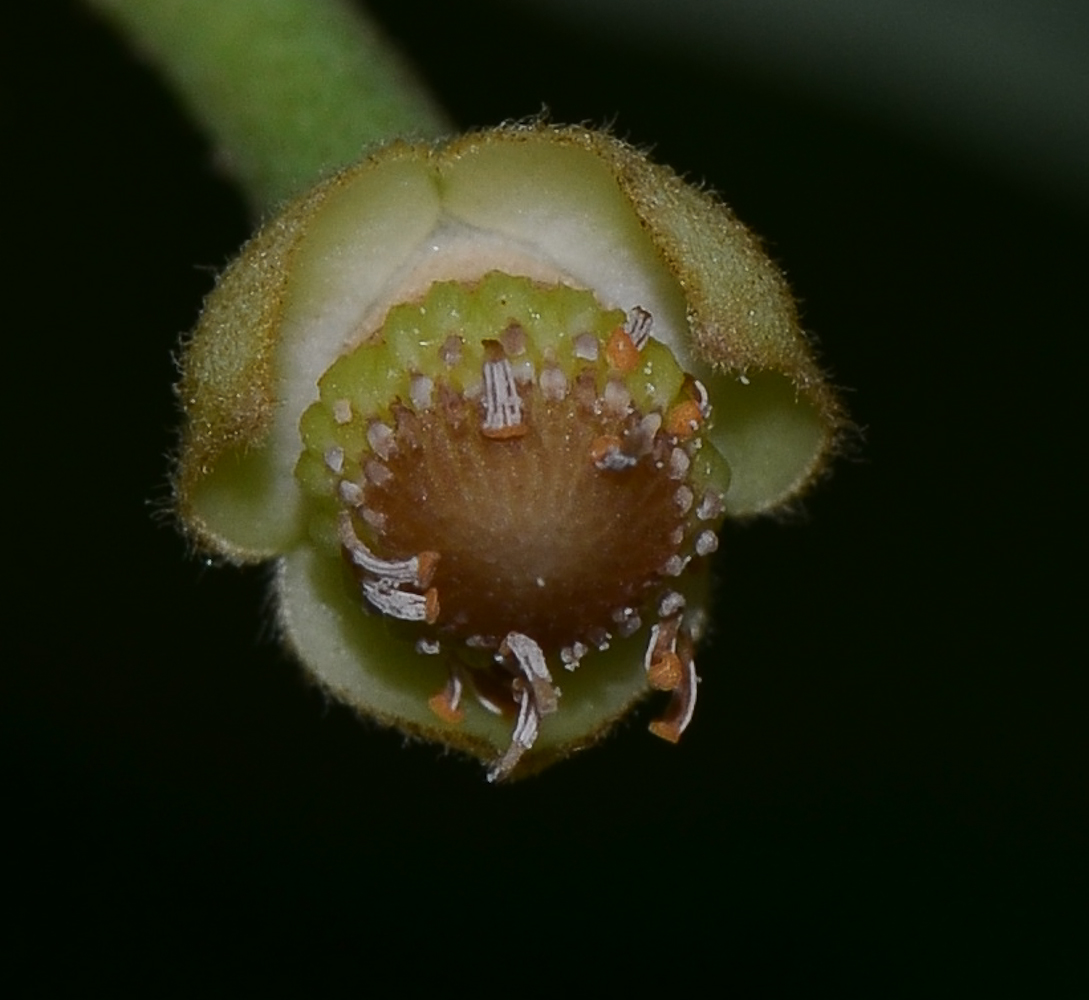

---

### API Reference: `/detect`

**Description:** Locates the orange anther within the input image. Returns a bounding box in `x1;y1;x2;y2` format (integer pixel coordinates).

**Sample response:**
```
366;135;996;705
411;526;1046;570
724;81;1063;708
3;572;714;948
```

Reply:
428;692;465;725
424;588;441;624
648;719;683;744
416;551;440;589
648;652;683;691
665;400;703;439
481;422;529;440
605;328;640;373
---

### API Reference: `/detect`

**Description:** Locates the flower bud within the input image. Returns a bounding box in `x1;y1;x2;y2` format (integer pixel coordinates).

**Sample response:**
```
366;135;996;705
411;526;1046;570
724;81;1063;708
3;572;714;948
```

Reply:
174;123;842;779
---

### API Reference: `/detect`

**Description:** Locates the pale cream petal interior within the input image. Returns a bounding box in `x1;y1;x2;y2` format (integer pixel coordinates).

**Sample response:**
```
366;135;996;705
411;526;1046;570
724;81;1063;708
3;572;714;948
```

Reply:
188;158;443;553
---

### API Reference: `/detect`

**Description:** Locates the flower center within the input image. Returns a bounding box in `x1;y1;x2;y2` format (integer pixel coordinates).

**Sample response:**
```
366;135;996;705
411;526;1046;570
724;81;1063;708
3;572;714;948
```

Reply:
295;272;730;777
365;378;687;648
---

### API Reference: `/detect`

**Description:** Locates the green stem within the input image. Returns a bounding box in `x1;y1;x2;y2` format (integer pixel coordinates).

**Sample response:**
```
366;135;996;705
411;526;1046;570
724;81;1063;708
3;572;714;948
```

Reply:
87;0;452;212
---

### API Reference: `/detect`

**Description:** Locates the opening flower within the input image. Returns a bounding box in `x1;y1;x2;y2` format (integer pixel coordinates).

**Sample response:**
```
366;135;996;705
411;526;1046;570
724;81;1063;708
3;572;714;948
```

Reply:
174;123;842;780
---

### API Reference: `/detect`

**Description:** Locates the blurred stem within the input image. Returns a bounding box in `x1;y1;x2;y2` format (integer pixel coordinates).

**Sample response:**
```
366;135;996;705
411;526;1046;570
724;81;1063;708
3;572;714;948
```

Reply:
86;0;452;212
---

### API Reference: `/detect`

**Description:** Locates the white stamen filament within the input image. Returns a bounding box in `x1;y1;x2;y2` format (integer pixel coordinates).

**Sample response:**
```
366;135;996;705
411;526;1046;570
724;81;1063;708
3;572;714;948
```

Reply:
481;357;525;436
693;378;711;419
361;578;431;622
487;681;540;782
338;512;426;585
487;632;562;782
501;632;559;715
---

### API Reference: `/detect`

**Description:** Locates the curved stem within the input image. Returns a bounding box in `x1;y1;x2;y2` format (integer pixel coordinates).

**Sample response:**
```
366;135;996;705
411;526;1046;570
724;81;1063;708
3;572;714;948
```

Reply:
86;0;452;212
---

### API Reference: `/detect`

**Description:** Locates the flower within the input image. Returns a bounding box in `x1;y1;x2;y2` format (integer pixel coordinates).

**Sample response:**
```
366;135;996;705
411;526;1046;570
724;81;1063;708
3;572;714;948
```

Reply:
174;123;843;780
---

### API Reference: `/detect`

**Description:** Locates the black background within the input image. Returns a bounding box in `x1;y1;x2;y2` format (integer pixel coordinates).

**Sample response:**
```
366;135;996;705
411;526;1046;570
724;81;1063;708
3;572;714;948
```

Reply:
10;2;1086;993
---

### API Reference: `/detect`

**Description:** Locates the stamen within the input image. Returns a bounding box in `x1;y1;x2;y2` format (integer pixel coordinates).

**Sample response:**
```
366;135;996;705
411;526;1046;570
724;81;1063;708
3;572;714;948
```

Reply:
589;435;637;471
561;641;589;671
481;356;527;439
487;680;539;782
668;447;691;480
693;379;711;419
361;578;433;622
338;511;434;586
360;507;387;532
624;306;653;349
587;627;612;651
538;366;568;401
606;327;640;372
423;588;441;625
332;399;352;425
660;554;690;577
487;632;560;782
366;421;396;459
674;485;695;514
643;611;698;742
648;631;698;744
340;513;439;621
338;480;365;506
648;651;683;691
415;551;441;589
364;458;393;486
573;332;600;361
666;400;703;439
603;379;632;415
500;322;527;356
612;605;642;638
427;664;465;724
324;447;345;474
644;616;683;690
637;412;663;445
500;632;559;715
409;375;434;410
695;530;719;556
621;413;660;459
696;491;726;521
439;335;463;367
659;591;686;617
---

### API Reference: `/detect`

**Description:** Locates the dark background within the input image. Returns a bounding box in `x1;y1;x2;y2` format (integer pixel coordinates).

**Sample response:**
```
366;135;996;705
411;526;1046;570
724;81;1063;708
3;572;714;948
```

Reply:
10;2;1086;992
